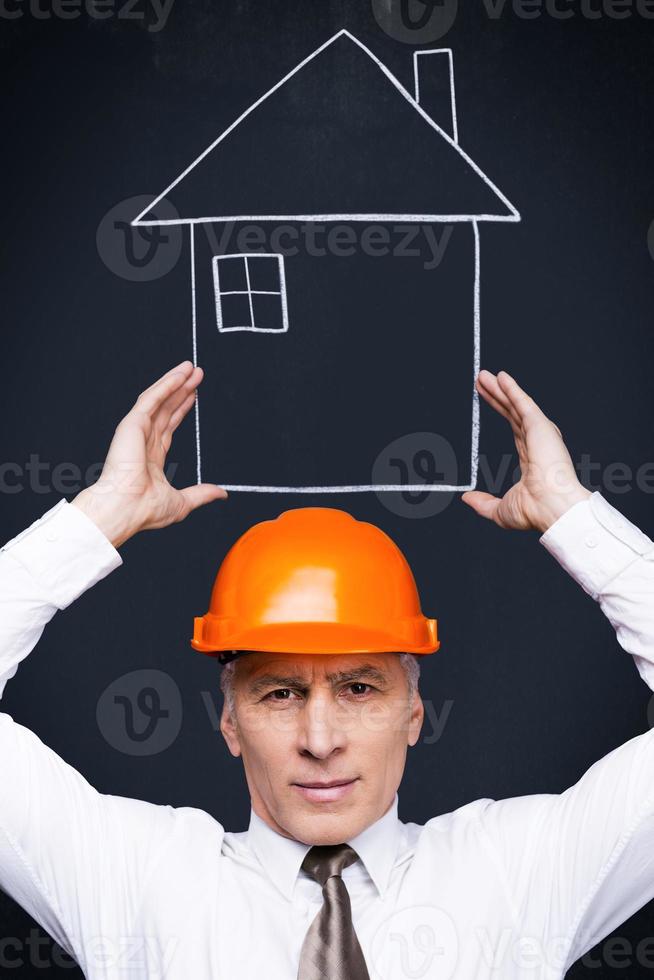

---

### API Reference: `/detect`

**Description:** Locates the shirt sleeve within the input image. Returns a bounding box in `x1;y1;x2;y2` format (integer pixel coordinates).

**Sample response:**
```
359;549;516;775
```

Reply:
477;491;654;974
0;499;178;973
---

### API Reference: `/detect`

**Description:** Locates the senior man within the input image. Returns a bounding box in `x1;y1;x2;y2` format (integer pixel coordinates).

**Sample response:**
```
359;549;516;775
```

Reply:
1;360;653;980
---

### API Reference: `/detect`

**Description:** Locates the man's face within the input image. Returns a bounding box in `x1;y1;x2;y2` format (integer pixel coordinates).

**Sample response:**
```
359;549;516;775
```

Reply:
220;651;424;845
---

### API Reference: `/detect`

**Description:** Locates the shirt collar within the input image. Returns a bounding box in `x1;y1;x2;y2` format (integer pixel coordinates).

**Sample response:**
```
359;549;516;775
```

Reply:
245;791;401;902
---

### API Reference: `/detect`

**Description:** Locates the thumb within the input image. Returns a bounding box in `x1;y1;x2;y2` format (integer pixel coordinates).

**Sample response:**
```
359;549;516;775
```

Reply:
180;483;229;513
460;490;500;522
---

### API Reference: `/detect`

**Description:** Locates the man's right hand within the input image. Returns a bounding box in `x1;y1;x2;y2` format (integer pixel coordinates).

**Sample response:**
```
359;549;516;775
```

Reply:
71;361;228;548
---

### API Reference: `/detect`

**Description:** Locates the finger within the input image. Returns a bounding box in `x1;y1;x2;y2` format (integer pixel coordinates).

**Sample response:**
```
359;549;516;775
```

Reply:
141;361;195;403
475;374;531;469
496;371;542;421
477;371;521;428
475;377;516;426
475;380;524;447
155;367;203;432
146;360;195;392
135;362;195;418
481;371;563;446
168;390;197;434
476;371;522;429
158;391;197;454
179;483;228;514
460;490;502;522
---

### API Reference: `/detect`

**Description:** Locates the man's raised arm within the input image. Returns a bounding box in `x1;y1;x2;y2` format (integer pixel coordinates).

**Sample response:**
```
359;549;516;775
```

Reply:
0;361;227;972
462;370;654;974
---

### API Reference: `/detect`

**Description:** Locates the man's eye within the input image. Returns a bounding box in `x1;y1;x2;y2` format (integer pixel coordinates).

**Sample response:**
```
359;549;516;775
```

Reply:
347;683;373;697
263;683;375;702
265;688;297;701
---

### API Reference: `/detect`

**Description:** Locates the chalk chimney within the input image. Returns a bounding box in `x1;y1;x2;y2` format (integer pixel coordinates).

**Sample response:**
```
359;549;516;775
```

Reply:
413;49;458;144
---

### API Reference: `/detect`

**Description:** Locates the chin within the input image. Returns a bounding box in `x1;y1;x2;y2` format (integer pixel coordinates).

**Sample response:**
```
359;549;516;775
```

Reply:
292;809;364;845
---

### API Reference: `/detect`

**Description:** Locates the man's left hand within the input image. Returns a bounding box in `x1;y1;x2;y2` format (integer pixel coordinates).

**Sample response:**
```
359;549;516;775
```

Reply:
461;369;591;534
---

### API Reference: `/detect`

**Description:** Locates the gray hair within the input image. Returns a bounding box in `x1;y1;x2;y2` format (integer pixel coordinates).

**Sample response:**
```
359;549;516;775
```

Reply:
219;652;421;719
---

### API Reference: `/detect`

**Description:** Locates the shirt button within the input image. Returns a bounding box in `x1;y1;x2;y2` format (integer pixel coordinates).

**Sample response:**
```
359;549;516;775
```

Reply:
45;529;58;542
584;532;598;548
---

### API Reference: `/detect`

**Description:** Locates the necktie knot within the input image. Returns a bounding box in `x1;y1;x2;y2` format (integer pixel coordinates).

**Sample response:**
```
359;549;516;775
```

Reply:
301;842;360;888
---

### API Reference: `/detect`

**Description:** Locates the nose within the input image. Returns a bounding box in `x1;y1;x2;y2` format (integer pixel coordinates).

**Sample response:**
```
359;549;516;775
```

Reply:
296;691;348;759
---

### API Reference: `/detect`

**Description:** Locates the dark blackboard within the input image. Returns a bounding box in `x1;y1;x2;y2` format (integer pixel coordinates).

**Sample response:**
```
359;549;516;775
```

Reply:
1;1;654;976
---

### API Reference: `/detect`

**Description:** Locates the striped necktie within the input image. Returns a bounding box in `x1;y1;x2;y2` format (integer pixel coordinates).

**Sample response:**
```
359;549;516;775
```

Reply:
297;843;371;980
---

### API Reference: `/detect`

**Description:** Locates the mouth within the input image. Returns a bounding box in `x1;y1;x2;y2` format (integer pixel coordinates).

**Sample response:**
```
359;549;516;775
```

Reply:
292;778;359;804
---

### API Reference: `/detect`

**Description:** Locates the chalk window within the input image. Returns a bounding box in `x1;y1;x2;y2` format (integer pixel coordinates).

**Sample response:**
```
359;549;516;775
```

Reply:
213;254;289;333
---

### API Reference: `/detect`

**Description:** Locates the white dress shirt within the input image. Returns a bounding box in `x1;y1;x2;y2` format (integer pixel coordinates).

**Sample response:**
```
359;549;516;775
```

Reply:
1;491;654;979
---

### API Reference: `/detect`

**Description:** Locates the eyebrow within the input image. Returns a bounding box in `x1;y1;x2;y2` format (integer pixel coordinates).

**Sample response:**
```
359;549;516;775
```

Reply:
246;663;392;696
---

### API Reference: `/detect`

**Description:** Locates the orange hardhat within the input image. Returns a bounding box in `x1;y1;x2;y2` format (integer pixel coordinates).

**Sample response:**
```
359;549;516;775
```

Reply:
191;507;439;664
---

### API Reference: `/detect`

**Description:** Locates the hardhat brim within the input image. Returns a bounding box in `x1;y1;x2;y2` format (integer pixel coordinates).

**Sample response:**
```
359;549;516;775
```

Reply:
191;618;439;656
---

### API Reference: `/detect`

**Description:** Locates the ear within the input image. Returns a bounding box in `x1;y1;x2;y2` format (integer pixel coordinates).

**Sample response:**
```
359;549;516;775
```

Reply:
407;692;424;748
220;700;242;758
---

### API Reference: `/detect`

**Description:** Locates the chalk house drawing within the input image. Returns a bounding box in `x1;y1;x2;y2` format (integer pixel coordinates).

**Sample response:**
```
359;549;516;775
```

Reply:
132;30;521;493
